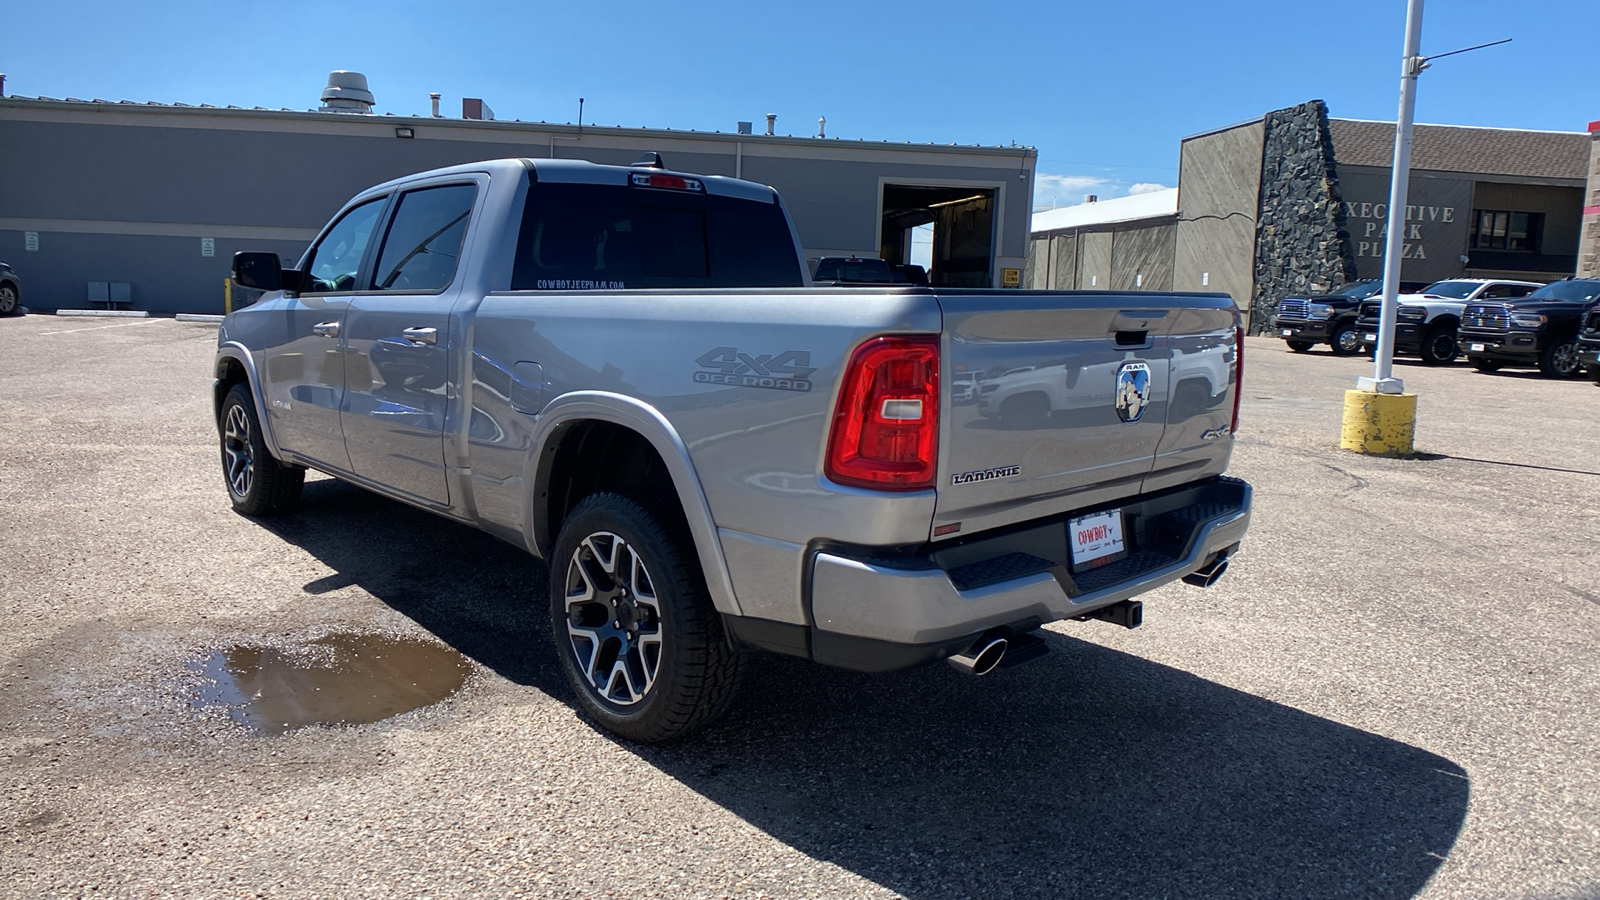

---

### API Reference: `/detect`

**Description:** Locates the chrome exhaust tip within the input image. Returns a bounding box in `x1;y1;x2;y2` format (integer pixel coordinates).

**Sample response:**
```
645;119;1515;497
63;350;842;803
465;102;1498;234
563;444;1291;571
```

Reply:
1182;558;1229;588
947;636;1008;677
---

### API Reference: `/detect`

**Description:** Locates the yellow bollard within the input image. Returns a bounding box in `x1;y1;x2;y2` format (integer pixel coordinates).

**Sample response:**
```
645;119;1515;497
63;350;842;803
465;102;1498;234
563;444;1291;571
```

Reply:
224;278;233;315
1340;390;1417;456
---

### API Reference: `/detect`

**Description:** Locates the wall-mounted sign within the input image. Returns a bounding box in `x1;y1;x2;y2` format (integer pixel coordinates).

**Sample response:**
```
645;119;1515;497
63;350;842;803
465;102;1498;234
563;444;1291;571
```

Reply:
25;232;39;252
201;237;215;258
1339;171;1473;283
1001;267;1021;287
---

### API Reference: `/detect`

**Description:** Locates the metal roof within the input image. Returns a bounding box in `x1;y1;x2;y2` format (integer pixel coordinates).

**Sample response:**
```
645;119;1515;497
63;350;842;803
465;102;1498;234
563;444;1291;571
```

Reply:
1030;188;1178;234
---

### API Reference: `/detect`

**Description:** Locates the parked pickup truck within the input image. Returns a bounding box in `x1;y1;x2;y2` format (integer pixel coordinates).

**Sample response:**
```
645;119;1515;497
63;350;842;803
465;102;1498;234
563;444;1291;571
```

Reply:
1459;278;1600;378
1354;278;1542;365
215;156;1252;741
1272;279;1425;355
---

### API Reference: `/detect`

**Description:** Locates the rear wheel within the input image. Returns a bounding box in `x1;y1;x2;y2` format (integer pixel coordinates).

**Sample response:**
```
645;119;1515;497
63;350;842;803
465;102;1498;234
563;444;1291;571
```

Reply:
1286;340;1314;353
1470;356;1501;374
0;282;18;316
1537;339;1582;378
219;383;304;516
550;492;744;743
1418;326;1459;366
1329;322;1362;356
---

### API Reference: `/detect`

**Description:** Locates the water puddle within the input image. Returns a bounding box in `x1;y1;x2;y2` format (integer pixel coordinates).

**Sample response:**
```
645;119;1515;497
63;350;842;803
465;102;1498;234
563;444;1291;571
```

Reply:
190;633;471;735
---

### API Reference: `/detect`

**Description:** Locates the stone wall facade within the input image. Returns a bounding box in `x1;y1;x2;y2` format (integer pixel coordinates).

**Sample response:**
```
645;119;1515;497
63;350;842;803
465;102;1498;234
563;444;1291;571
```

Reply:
1249;101;1357;333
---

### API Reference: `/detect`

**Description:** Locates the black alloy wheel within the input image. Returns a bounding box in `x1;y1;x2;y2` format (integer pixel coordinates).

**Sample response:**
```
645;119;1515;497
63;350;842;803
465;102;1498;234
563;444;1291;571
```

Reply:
1418;326;1459;366
0;282;18;316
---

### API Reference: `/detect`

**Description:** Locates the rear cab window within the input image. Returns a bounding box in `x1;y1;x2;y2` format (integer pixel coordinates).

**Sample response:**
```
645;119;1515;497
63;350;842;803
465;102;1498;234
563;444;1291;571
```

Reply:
510;181;803;290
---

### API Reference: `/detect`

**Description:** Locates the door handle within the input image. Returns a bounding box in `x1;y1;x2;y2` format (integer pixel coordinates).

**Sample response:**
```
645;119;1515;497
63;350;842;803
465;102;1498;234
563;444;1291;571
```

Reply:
313;321;340;338
402;326;438;345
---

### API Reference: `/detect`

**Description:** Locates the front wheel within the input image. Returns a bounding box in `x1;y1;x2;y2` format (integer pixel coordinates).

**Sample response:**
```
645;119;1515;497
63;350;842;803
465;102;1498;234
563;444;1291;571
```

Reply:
550;492;744;743
1418;326;1459;366
1286;340;1314;353
0;282;18;316
1329;323;1362;356
219;383;304;516
1537;339;1582;378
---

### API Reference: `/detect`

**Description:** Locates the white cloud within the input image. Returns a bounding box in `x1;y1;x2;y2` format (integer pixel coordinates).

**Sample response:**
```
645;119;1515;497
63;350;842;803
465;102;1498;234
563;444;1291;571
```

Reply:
1032;173;1111;211
1127;182;1172;195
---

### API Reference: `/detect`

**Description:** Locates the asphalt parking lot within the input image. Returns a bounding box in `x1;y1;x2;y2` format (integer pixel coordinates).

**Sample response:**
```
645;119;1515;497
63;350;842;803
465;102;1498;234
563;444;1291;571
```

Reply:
2;314;1597;899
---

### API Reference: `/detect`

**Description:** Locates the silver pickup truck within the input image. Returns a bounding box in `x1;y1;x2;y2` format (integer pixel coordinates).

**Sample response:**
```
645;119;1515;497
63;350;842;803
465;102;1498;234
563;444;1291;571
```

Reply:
215;156;1252;741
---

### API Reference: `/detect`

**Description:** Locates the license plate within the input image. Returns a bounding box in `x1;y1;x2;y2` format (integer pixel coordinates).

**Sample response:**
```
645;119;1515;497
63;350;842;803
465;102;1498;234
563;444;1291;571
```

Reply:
1364;334;1378;342
1069;509;1126;572
1469;343;1485;352
1281;329;1292;337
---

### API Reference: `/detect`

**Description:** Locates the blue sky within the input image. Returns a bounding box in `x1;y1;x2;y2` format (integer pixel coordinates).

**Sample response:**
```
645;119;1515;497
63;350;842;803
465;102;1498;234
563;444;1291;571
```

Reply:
4;0;1595;211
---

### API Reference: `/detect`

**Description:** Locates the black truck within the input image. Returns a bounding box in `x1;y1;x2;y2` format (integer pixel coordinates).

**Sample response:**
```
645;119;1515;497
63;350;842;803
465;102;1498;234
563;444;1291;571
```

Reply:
1273;280;1425;355
1459;278;1600;378
1578;299;1600;384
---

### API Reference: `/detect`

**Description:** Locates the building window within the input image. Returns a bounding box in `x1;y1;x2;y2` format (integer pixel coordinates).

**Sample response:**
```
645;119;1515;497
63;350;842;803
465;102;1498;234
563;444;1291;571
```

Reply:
1470;210;1543;252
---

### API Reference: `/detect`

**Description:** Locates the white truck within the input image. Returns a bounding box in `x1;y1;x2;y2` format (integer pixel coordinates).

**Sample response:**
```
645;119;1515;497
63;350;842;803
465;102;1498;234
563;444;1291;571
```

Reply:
216;156;1252;741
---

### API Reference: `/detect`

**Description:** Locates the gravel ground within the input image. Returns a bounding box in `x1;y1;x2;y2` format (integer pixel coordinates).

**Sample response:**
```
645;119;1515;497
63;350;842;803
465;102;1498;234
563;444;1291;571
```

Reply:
1;315;1596;899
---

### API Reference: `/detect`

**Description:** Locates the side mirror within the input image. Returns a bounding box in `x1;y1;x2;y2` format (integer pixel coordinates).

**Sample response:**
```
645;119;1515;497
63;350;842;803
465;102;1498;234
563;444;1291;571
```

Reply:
233;251;284;291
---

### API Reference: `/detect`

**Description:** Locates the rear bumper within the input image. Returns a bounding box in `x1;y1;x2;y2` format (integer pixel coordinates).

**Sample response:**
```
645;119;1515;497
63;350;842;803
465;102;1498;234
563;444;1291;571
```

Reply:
726;477;1251;672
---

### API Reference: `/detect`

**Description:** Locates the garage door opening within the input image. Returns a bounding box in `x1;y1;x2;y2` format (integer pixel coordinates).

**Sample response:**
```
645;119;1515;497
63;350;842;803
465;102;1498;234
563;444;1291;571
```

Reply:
880;184;996;288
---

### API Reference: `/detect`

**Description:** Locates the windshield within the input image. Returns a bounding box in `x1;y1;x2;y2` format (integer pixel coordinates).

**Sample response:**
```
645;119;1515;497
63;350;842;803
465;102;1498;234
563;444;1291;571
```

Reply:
1335;281;1381;299
1525;280;1600;303
1418;281;1482;299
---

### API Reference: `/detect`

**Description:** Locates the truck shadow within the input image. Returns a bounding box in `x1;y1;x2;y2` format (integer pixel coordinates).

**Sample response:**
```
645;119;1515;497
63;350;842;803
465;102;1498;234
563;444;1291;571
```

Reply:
262;477;1470;900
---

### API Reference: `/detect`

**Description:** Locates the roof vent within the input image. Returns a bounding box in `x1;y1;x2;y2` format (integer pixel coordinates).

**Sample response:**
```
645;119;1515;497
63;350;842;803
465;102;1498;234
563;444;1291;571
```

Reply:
319;70;375;114
1084;194;1099;204
765;113;776;136
463;98;494;121
737;121;753;135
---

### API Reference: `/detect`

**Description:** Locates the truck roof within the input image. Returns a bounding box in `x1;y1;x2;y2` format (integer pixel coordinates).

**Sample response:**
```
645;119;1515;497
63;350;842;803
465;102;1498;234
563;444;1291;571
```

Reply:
355;157;780;204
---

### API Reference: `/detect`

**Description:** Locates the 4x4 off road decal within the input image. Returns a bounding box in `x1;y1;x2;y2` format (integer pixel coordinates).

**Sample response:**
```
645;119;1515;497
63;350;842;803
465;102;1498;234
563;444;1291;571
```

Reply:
695;347;816;393
1115;361;1151;423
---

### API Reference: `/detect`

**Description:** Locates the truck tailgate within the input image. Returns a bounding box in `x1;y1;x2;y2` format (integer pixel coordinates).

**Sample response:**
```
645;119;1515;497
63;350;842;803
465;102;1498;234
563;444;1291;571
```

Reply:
932;291;1238;539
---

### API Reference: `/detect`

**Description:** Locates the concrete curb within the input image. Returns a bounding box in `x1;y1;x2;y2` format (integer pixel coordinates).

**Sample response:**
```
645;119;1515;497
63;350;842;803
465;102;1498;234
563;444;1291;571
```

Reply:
175;314;225;324
55;309;151;318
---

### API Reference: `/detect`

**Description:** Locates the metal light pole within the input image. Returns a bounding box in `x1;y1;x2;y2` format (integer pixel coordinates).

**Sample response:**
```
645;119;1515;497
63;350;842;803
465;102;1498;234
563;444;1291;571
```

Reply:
1358;0;1426;395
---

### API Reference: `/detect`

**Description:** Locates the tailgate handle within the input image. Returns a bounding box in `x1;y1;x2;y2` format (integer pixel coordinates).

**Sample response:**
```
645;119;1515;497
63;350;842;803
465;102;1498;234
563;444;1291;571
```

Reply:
1114;330;1149;347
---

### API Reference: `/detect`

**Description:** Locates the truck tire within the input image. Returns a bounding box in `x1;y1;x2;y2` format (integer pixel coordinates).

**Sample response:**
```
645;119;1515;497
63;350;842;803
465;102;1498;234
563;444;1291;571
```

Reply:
1329;322;1362;356
1418;325;1459;366
1592;363;1600;385
1470;356;1501;373
550;492;744;743
0;282;18;316
1537;338;1582;378
1286;340;1314;353
219;383;304;516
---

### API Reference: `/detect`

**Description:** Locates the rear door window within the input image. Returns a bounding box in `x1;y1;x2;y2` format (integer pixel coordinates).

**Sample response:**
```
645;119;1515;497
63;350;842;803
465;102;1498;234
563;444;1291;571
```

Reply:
371;184;478;292
511;182;802;290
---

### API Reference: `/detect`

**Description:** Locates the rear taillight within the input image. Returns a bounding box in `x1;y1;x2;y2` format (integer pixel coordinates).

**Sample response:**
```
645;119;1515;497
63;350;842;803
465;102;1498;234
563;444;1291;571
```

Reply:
825;335;940;491
1230;324;1244;434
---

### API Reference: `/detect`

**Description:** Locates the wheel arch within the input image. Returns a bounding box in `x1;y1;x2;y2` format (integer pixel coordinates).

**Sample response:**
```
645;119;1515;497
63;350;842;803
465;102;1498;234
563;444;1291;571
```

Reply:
214;343;284;459
525;392;742;617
